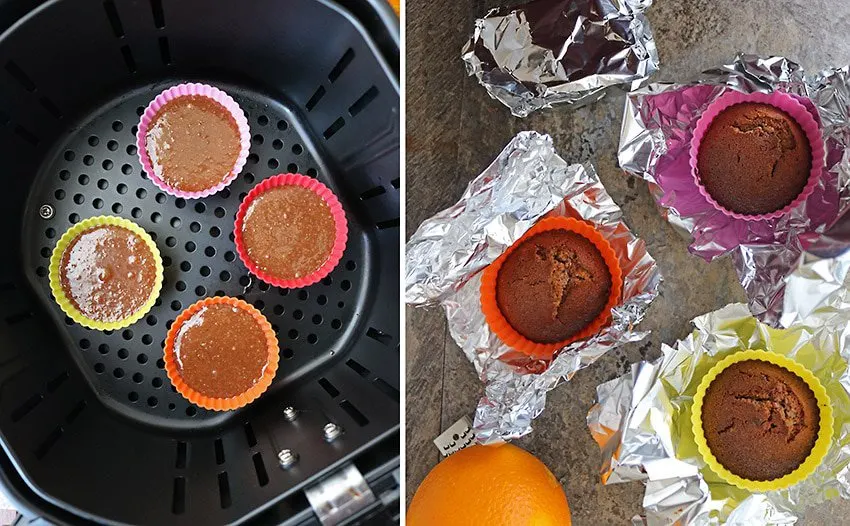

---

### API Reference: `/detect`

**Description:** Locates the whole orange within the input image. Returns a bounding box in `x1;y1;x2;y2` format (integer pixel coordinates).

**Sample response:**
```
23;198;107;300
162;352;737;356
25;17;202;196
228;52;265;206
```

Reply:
407;443;572;526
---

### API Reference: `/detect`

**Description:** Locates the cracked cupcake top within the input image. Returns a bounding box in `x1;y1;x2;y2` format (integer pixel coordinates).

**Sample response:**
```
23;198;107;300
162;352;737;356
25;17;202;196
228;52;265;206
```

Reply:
495;229;612;344
701;359;820;481
697;102;811;215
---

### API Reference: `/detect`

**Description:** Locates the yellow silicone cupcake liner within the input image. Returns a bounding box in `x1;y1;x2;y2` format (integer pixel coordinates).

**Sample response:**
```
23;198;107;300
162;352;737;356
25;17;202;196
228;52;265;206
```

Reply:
48;216;164;331
691;349;834;492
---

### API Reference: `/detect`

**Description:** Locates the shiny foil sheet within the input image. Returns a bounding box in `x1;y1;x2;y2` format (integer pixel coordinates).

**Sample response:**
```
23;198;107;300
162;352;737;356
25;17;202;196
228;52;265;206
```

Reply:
460;0;658;118
588;253;850;524
406;131;661;442
619;54;850;326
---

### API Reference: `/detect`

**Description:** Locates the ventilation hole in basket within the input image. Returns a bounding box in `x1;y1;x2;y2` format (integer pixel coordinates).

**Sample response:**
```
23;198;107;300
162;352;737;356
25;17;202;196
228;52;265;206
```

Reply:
113;368;125;379
374;378;400;403
78;173;90;185
172;477;186;514
272;139;283;150
96;343;109;355
120;45;136;74
252;452;269;486
179;260;190;272
147;396;158;407
340;400;369;427
195;285;206;296
376;217;399;230
218;472;231;509
53;189;65;200
175;198;185;209
174;440;187;468
247;152;259;164
215;290;225;297
170;216;181;229
318;377;339;398
152;377;163;388
277;119;288;131
349;86;379;117
185;406;196;416
132;372;143;383
215;438;225;465
162;255;171;267
306;86;326;112
293;310;303;321
257;114;268;126
103;0;125;37
323;117;345;140
224;251;235;262
366;327;392;346
94;363;105;373
158;36;172;65
328;48;355;82
59;170;70;181
307;168;319;177
102;159;113;170
346;359;370;378
238;275;250;287
117;348;129;359
73;193;84;205
185;241;196;253
141;332;153;345
360;186;386;200
243;421;257;447
66;400;86;423
214;206;226;218
391;177;400;189
13;125;38;145
282;348;294;360
341;280;351;291
35;266;47;277
287;329;299;340
307;334;318;344
286;163;298;173
254;299;265;311
267;158;279;170
39;247;50;258
111;203;122;214
200;266;211;277
34;427;63;460
69;212;80;223
168;403;176;411
5;60;35;92
121;163;133;175
312;314;322;326
128;391;138;402
252;133;264;145
208;226;221;239
39;97;64;120
11;394;42;422
331;319;342;330
171;300;182;311
82;155;94;166
5;311;33;325
273;305;284;316
47;371;70;393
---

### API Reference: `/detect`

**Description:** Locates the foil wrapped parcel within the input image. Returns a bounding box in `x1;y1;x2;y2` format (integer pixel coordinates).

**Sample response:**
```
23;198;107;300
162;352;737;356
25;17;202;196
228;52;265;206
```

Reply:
618;54;850;326
461;0;658;118
588;253;850;525
406;131;661;442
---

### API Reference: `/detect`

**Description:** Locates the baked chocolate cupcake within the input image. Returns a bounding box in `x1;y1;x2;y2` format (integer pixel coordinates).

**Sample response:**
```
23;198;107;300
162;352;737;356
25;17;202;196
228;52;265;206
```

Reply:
234;174;348;288
49;216;163;330
696;102;812;216
165;297;279;410
496;229;612;344
701;359;819;481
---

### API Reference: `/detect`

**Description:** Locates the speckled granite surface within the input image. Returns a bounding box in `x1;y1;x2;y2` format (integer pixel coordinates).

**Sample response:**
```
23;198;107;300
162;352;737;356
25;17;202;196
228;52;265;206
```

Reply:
405;0;850;523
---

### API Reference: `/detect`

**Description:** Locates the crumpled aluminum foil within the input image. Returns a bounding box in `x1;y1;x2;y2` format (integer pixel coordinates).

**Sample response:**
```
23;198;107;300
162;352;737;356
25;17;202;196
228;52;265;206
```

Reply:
406;131;661;442
461;0;659;118
588;252;850;524
619;54;850;327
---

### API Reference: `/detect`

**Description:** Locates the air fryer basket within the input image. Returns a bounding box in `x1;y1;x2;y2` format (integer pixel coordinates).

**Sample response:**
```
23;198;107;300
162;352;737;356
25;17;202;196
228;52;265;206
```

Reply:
0;0;399;523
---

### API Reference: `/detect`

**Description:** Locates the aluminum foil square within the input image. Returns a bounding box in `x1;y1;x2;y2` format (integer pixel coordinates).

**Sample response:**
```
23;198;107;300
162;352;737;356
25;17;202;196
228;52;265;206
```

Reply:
406;131;661;442
618;54;850;327
461;0;658;118
588;253;850;524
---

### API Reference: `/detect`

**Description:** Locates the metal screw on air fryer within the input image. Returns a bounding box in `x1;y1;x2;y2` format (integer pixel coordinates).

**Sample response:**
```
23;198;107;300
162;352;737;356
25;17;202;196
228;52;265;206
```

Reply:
283;406;298;421
39;204;54;219
278;449;299;469
323;422;343;442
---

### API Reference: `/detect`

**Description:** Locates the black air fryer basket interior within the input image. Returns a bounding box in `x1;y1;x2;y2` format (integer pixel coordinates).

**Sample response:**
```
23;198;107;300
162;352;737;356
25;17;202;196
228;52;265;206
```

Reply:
0;0;399;523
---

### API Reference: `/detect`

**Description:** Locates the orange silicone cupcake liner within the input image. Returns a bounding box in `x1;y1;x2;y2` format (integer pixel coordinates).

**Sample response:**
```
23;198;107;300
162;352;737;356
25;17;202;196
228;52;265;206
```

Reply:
164;296;280;411
480;217;623;360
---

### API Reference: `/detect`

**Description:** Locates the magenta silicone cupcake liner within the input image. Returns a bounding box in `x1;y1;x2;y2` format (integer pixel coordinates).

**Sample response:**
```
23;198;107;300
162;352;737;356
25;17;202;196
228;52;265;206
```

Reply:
688;89;826;222
234;173;348;289
136;83;251;199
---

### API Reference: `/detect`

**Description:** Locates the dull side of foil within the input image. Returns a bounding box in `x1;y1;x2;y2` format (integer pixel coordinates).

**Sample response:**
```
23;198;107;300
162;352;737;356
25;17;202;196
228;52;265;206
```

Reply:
405;131;661;442
588;254;850;524
461;0;658;118
618;53;850;327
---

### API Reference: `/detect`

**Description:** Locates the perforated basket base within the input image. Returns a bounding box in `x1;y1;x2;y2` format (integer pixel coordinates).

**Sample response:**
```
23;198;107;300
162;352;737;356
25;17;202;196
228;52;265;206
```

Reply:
24;82;373;428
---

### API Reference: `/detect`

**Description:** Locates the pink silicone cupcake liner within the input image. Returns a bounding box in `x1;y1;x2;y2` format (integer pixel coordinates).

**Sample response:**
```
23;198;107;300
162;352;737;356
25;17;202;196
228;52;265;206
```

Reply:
689;89;826;222
136;83;251;199
234;173;348;289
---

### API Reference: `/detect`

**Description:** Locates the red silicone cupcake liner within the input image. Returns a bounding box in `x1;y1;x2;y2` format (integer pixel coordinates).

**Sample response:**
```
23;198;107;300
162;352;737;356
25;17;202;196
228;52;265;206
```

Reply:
136;83;251;199
480;217;623;360
164;296;279;411
689;89;826;221
234;173;348;289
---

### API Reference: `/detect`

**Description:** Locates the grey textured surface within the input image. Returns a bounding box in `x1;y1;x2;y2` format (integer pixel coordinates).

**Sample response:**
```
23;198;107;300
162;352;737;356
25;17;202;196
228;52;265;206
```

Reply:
405;0;850;523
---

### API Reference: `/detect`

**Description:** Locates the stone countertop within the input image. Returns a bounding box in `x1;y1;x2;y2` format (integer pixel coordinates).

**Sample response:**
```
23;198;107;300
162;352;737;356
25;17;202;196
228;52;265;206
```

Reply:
405;0;850;523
